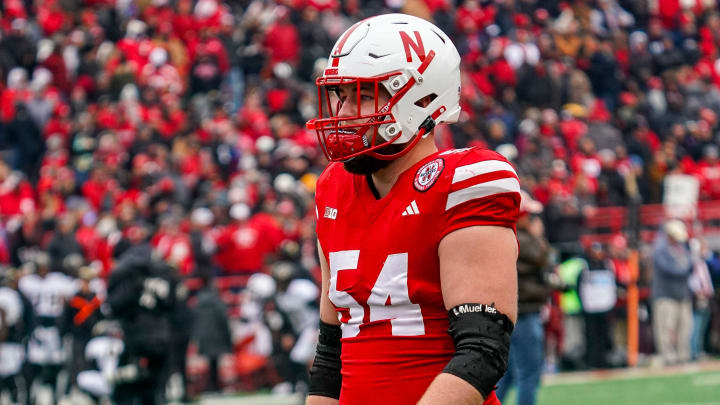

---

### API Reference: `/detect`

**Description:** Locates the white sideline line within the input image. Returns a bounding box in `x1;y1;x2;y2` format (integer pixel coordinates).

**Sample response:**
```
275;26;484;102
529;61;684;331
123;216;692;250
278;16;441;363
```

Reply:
200;393;302;405
543;360;720;386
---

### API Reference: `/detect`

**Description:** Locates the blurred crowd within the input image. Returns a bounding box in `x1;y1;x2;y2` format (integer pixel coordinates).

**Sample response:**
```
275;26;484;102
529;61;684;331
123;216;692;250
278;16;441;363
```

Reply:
1;0;720;403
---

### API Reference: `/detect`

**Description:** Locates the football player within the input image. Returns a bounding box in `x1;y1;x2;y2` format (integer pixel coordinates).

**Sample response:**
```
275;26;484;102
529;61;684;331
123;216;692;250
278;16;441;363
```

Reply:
306;14;520;405
0;268;28;405
19;253;76;405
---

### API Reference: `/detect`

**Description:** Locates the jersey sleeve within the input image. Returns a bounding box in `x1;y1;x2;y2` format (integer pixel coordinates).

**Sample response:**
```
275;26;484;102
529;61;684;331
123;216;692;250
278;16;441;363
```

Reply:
314;162;342;255
314;162;335;223
440;148;521;240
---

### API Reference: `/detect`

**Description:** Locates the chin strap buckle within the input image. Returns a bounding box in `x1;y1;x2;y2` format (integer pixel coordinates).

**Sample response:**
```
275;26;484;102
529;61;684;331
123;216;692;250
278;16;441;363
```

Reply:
418;116;436;135
418;105;446;137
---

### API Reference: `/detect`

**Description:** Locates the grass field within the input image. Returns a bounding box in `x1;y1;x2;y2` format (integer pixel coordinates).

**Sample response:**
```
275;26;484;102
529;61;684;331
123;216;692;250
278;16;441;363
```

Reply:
529;369;720;405
199;361;720;405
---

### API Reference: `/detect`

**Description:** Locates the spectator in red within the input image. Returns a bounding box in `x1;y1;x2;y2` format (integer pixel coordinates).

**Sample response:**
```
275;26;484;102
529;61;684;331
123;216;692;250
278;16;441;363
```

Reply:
261;7;300;69
81;166;118;211
93;215;120;277
142;0;176;32
38;40;70;96
558;103;589;153
237;89;271;140
456;0;493;35
152;215;194;276
190;28;229;74
213;203;270;274
0;159;35;218
140;47;184;96
75;210;102;263
571;137;602;184
696;145;720;200
172;0;198;42
608;234;631;287
37;0;66;36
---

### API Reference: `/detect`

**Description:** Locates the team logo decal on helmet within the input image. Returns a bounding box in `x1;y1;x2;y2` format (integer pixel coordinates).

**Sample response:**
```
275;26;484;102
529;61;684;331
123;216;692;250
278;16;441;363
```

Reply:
414;158;444;192
306;14;462;162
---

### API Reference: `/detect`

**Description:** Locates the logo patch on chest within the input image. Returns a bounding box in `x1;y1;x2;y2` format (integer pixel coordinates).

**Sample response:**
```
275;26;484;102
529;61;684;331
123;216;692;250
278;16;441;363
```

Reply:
413;158;444;192
324;206;338;219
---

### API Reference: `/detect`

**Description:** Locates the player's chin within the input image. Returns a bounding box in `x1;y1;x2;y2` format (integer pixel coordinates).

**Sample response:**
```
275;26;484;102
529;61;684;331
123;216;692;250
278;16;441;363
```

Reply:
342;143;406;175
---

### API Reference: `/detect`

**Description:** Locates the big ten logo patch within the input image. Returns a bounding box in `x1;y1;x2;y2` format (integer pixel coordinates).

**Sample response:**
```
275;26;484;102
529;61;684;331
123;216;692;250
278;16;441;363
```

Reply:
324;206;338;219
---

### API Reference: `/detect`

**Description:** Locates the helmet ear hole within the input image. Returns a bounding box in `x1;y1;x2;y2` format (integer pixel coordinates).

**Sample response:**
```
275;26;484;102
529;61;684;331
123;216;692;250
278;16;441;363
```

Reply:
414;93;437;108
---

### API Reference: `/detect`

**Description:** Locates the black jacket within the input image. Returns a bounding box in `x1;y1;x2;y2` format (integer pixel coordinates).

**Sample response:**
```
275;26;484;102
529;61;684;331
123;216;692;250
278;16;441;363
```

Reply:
517;229;553;314
191;286;232;358
108;244;179;356
62;291;103;343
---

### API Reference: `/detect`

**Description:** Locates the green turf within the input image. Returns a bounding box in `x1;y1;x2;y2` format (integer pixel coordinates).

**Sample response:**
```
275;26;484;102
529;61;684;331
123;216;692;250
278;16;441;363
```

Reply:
499;371;720;405
199;370;720;405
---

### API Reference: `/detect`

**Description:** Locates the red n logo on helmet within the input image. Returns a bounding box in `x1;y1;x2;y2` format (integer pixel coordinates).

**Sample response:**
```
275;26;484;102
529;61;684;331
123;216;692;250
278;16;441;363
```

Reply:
399;31;426;63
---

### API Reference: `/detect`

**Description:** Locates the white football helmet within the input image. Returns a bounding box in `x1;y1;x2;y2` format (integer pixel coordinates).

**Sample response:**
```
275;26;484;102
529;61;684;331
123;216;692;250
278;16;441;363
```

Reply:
307;13;461;162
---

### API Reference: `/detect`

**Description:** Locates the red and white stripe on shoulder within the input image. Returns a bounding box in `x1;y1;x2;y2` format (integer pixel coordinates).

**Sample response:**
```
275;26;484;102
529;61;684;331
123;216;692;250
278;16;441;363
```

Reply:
445;158;520;211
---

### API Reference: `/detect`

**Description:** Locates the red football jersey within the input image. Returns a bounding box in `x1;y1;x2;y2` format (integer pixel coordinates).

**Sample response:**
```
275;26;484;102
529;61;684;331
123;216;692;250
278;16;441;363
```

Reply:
315;147;520;405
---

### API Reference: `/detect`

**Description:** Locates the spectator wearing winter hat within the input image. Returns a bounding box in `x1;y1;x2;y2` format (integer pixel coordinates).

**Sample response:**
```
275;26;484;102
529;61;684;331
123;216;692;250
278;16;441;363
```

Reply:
652;219;693;365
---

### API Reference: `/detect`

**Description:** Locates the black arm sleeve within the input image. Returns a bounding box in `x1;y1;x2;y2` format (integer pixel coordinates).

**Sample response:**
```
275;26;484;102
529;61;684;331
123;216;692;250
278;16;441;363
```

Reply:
442;303;514;399
308;320;342;399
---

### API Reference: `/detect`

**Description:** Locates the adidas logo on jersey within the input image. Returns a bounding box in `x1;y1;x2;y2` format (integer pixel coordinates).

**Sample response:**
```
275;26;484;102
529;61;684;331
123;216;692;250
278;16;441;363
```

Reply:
401;200;420;216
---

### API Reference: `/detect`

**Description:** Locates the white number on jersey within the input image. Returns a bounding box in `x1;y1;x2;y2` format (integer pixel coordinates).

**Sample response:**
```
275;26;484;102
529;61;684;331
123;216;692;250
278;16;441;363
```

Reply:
328;251;425;338
328;251;364;338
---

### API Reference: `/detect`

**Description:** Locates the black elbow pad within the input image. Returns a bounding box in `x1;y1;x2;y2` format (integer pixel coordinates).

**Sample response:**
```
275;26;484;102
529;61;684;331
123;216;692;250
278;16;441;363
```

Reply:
442;303;514;399
308;320;342;399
